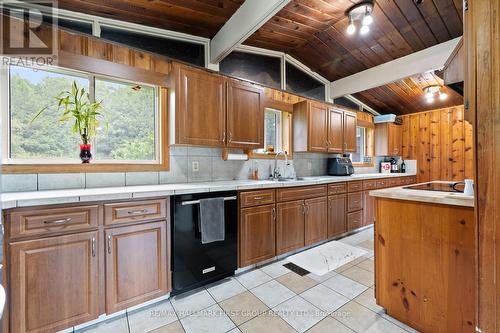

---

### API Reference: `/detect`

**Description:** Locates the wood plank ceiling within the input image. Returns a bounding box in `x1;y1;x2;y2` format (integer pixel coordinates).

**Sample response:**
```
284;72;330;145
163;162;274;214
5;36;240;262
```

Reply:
50;0;464;114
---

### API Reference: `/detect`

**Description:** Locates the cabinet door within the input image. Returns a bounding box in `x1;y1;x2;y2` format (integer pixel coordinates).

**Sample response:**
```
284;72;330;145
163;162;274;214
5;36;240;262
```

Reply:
10;232;99;333
328;194;346;238
347;211;363;231
328;108;344;152
389;123;403;156
239;204;276;267
363;191;375;226
304;197;328;246
176;65;226;146
227;80;264;148
308;102;328;152
276;200;305;255
343;112;357;152
105;221;168;313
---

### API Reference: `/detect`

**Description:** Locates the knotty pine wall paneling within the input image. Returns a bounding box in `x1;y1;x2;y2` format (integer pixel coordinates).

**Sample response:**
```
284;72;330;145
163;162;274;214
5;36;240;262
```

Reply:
401;106;472;183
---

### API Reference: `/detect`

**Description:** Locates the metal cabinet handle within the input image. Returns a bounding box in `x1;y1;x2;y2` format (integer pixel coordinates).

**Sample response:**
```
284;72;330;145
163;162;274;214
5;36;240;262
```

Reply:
228;131;232;143
222;131;226;143
91;237;96;257
254;196;264;200
44;217;72;224
107;235;112;254
127;209;148;215
272;207;276;220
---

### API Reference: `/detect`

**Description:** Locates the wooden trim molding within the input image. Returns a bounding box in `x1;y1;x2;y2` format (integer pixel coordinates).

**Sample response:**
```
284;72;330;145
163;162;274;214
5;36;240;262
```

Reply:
2;88;169;174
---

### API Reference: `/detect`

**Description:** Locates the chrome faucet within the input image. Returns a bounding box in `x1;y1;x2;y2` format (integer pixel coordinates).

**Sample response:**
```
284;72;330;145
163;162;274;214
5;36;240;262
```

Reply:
272;151;289;180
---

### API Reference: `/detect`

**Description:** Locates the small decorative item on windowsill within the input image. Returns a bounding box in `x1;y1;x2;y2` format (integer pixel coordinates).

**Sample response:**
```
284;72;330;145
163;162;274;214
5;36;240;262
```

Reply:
32;81;104;164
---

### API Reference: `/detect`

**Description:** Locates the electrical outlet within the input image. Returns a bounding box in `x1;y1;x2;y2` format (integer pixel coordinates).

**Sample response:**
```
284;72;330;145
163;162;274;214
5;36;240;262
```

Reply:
308;161;312;170
192;161;200;172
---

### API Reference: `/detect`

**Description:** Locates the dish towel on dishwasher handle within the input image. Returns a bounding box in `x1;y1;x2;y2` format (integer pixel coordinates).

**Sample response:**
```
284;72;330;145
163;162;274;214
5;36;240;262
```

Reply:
199;197;225;244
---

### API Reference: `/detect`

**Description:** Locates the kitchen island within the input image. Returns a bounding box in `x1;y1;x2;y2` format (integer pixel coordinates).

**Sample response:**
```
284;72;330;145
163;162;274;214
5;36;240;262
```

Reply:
370;182;475;333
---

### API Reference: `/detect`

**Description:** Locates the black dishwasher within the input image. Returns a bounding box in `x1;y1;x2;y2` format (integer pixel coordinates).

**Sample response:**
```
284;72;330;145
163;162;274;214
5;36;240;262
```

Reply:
171;191;238;295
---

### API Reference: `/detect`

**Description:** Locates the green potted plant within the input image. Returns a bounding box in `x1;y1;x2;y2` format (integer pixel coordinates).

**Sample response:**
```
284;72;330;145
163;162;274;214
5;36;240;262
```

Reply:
33;81;104;163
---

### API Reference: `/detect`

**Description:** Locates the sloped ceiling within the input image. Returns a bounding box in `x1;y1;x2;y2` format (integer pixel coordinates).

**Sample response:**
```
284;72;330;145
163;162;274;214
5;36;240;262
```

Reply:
48;0;464;114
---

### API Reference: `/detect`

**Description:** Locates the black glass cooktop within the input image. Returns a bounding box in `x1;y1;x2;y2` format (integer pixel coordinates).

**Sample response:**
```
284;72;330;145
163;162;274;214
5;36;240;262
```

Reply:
404;182;464;193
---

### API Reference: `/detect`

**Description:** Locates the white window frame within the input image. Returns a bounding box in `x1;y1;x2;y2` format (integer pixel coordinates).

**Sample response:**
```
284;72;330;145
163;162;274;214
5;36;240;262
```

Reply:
262;108;283;153
1;63;161;165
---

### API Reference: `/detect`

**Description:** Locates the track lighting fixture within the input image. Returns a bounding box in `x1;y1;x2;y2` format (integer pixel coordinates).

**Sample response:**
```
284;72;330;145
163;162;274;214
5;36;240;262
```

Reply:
345;1;374;36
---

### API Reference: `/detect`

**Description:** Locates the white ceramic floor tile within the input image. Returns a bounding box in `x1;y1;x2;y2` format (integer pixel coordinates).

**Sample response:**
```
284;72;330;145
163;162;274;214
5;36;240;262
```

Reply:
206;277;247;302
300;284;349;314
307;269;338;283
180;304;235;333
128;300;178;333
322;274;368;299
364;317;408;333
260;260;291;278
353;288;384;314
170;289;216;319
306;316;354;333
332;301;379;332
235;269;273;289
381;314;420;333
250;280;296;308
340;266;374;287
273;296;325;333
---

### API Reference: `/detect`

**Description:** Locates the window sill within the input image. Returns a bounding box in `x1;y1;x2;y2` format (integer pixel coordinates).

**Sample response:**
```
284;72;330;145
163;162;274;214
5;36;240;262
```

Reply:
1;162;169;174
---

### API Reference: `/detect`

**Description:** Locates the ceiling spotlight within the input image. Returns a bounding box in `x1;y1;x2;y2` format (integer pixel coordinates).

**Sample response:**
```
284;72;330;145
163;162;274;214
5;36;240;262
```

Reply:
347;18;356;35
345;1;374;36
439;92;448;100
426;97;435;104
362;10;373;25
425;91;434;99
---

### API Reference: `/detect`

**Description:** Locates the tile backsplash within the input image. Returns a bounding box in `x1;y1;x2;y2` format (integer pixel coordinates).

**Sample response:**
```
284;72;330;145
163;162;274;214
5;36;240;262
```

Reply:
1;146;416;192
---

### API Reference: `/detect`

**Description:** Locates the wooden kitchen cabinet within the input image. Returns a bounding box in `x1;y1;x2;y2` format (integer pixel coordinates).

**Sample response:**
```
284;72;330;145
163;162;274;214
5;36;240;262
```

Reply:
239;204;276;267
304;197;328;246
343;111;357;152
294;101;358;153
10;231;99;333
347;211;363;231
375;122;403;156
227;80;264;148
105;221;168;313
328;107;344;152
363;191;375;226
174;64;226;146
328;194;346;238
276;200;305;255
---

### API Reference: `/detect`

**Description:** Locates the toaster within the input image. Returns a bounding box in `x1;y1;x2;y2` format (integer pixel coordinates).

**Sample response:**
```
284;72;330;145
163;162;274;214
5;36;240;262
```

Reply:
327;156;355;176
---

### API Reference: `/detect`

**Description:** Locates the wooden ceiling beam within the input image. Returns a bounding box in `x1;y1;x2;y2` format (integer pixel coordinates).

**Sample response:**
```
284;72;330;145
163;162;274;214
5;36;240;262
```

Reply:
330;37;461;98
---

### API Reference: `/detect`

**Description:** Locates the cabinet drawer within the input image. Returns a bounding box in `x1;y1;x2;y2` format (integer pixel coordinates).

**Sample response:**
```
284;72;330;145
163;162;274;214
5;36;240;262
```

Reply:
328;183;347;195
347;181;363;192
240;190;275;208
347;211;363;231
9;205;99;239
376;179;389;189
277;185;327;202
347;192;363;212
363;180;378;190
104;199;167;226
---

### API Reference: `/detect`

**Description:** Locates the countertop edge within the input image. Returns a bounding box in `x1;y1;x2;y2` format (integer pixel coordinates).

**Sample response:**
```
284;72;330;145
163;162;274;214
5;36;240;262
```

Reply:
1;173;416;209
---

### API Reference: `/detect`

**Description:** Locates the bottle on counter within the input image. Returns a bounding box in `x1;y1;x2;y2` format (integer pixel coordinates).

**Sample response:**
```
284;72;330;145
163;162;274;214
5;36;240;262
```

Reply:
401;160;406;173
390;157;399;173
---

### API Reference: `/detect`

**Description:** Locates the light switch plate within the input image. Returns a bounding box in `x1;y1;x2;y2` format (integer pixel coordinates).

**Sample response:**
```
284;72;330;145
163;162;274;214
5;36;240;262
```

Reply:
192;161;200;172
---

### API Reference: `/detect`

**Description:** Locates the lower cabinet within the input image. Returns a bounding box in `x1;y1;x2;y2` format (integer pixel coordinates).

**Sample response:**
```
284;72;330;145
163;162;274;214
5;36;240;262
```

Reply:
328;194;347;238
347;211;363;231
239;204;276;267
304;197;328;246
105;221;168;313
276;200;305;255
363;191;376;226
10;232;99;333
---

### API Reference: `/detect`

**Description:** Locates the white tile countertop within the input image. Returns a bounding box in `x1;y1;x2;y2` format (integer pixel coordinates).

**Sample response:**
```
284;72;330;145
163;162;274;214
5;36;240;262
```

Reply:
369;181;474;207
1;173;415;209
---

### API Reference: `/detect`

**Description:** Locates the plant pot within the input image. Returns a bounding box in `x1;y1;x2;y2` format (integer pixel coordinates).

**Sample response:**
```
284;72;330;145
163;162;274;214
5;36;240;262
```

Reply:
79;143;92;164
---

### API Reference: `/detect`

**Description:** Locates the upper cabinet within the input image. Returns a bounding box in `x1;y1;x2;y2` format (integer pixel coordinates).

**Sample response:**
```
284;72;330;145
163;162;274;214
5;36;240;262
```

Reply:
375;123;402;156
174;64;226;147
226;80;264;148
293;101;357;153
172;63;264;149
